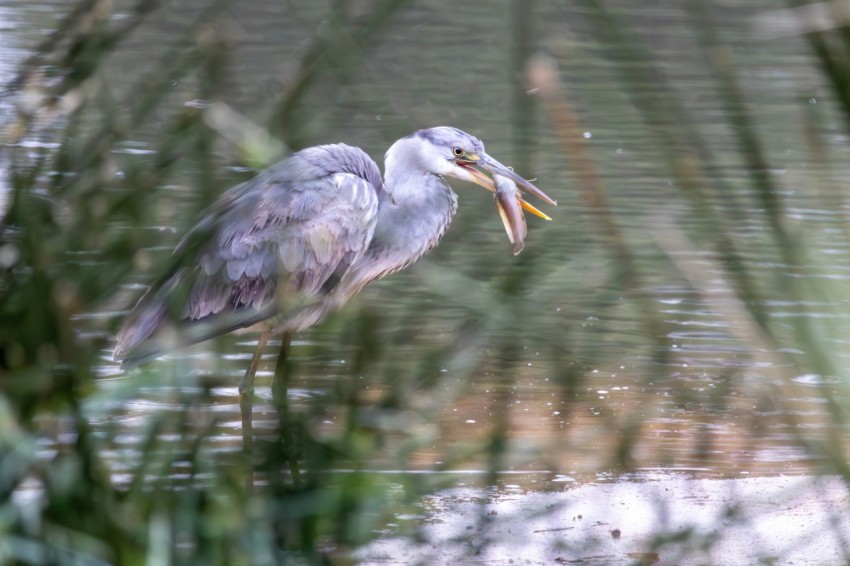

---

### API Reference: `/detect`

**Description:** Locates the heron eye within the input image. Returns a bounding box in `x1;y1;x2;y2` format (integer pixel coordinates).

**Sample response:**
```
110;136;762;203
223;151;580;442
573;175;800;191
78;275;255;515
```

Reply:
452;147;464;157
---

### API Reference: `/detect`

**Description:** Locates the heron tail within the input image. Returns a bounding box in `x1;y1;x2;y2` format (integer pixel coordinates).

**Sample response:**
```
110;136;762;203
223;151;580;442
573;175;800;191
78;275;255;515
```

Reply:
115;301;279;368
113;299;168;365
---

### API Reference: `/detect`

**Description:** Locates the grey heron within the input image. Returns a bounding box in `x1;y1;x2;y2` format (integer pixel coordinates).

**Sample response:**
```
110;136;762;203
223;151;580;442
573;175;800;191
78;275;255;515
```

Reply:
113;126;555;448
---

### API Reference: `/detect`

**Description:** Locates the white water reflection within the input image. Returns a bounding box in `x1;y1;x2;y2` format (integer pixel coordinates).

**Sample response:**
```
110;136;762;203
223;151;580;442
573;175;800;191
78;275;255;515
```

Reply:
359;474;850;565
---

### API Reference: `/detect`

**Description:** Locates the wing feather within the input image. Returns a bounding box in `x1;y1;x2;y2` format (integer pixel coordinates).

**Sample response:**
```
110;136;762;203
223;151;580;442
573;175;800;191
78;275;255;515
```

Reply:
114;148;380;364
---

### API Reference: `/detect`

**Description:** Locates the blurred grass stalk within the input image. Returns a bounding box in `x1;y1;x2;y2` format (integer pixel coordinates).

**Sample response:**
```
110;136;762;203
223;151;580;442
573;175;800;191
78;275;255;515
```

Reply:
0;0;433;563
6;0;850;562
554;0;850;469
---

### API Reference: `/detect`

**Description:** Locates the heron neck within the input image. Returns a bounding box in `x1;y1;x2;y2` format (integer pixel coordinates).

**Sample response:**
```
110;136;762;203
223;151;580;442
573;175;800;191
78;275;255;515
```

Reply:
326;170;457;311
383;165;430;203
358;170;457;277
381;169;456;237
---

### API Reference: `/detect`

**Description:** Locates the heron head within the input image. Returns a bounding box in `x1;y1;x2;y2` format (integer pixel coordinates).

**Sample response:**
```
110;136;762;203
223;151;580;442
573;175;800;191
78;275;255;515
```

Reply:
384;127;556;249
412;126;556;229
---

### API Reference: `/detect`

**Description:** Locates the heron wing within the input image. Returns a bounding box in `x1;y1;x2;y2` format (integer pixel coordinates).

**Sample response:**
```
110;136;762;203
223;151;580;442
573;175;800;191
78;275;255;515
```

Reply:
114;159;379;364
186;171;378;318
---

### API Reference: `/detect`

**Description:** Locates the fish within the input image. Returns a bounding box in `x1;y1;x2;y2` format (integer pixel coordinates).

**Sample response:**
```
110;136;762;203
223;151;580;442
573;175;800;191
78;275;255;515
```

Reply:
494;174;528;255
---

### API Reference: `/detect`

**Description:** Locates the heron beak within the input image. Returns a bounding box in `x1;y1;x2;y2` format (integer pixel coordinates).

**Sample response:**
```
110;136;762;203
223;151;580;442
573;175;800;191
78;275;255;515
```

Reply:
478;153;557;207
453;153;557;218
451;151;554;253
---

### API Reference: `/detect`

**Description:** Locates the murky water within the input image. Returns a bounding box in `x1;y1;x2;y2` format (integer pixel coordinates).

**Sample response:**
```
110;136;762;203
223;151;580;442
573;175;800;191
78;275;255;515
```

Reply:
4;0;850;488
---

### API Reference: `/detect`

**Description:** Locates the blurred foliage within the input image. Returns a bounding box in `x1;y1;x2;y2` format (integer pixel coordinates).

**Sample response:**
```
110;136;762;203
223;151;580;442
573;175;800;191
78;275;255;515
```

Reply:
2;0;850;563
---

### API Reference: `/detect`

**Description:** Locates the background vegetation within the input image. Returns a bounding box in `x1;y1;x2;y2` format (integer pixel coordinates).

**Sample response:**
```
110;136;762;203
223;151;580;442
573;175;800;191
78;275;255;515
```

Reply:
2;0;850;563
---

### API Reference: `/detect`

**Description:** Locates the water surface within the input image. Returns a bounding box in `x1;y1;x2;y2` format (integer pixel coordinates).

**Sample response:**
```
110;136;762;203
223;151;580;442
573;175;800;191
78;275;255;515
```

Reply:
4;0;849;488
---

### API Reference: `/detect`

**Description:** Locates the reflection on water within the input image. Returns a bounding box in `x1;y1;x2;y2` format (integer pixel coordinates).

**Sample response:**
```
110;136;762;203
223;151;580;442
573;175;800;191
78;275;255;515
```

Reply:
358;474;850;564
85;270;845;482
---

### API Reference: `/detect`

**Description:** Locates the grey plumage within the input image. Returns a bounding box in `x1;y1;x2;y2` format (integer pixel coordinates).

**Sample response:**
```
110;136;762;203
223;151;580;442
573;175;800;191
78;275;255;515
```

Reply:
412;127;484;154
115;143;382;364
114;127;554;367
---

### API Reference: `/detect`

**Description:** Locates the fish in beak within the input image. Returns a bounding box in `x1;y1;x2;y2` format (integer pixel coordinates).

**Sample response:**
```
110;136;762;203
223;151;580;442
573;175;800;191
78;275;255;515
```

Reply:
452;151;555;253
494;174;527;255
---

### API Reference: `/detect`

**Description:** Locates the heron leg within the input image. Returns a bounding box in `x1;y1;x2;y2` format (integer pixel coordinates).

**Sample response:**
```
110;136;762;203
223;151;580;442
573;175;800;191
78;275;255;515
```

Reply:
239;327;271;456
271;332;292;405
272;332;302;486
